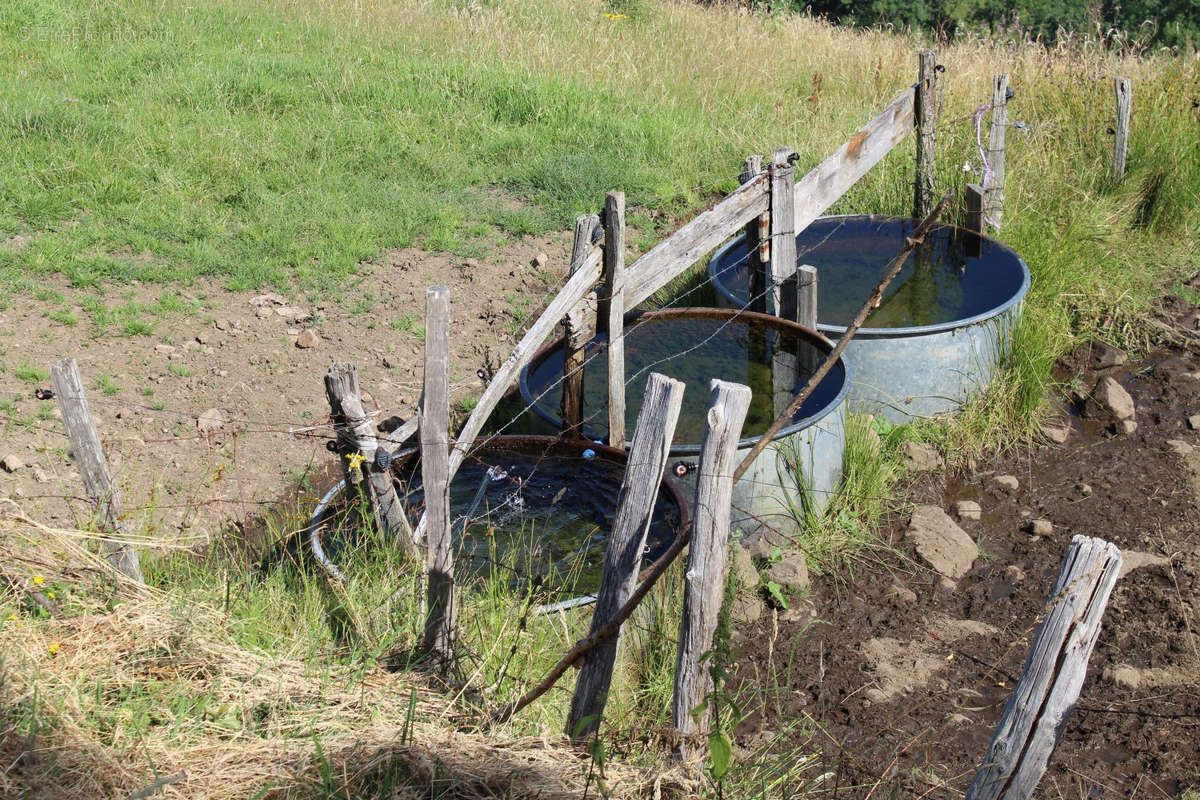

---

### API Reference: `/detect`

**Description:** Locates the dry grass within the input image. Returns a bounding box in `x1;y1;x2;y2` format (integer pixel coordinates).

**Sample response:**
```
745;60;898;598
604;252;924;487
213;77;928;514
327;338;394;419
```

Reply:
0;504;694;799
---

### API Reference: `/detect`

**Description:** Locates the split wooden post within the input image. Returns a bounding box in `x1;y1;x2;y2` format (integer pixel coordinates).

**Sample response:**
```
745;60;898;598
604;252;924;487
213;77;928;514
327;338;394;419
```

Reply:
600;191;627;448
1113;77;1132;180
796;265;818;329
49;358;143;583
567;372;685;742
671;380;752;759
987;74;1009;230
914;48;938;220
562;213;601;438
324;363;416;554
768;148;797;319
420;285;455;672
741;155;768;314
967;535;1123;800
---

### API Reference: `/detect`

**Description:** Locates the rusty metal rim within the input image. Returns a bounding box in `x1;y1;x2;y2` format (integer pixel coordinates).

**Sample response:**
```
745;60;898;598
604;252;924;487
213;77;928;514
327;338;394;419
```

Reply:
518;307;852;454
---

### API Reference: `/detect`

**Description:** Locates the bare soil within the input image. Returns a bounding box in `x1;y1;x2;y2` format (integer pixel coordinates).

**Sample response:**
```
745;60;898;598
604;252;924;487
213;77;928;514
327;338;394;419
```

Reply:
730;305;1200;797
0;232;572;539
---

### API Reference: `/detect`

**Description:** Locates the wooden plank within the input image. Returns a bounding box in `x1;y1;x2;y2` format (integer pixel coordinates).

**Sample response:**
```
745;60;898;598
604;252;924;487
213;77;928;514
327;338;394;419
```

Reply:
623;173;769;310
448;246;602;483
741;155;767;315
567;372;685;741
562;213;601;438
1113;77;1132;180
967;535;1123;800
987;74;1009;230
420;285;455;672
324;363;416;554
768;148;797;318
794;84;916;235
671;380;752;758
49;358;142;583
914;49;938;220
602;192;627;448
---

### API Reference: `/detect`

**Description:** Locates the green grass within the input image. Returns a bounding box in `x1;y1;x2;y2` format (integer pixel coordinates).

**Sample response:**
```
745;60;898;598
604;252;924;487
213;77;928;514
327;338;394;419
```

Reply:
92;371;120;396
14;364;49;384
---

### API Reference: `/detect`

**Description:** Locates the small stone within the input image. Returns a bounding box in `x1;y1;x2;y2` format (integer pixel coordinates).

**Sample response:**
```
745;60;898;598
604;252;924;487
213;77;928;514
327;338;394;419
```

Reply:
195;332;209;345
250;292;287;307
763;551;809;593
1027;518;1053;536
1040;417;1070;444
1115;419;1138;435
1188;414;1200;431
1106;664;1142;690
196;408;225;433
954;500;982;521
885;582;917;605
937;576;959;592
530;252;549;269
906;505;977;579
902;441;944;472
1167;439;1194;455
285;327;300;336
295;329;320;349
1119;550;1170;578
214;318;230;331
991;474;1020;493
1076;482;1093;497
382;357;393;369
217;370;228;378
731;593;764;624
255;306;273;319
731;544;759;591
1;454;24;473
1093;376;1136;421
1090;341;1128;370
32;468;49;483
779;598;817;626
1004;564;1027;583
154;344;176;353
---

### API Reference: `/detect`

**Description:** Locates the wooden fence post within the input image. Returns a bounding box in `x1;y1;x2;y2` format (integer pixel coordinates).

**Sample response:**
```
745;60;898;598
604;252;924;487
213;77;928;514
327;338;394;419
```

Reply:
768;148;797;319
601;191;627;449
420;285;455;672
987;74;1009;230
324;363;416;554
567;372;685;742
1113;77;1132;180
49;358;143;583
671;379;752;759
966;183;985;234
741;155;768;314
796;265;818;330
562;213;601;439
914;49;938;220
967;535;1123;800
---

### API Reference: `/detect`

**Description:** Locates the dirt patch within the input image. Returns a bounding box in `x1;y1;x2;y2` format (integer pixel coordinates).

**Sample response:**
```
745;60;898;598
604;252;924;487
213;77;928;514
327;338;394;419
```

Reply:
730;311;1200;797
0;232;571;541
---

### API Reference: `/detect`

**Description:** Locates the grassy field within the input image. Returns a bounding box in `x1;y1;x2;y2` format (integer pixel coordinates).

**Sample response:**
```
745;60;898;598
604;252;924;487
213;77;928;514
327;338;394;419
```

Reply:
2;0;1199;795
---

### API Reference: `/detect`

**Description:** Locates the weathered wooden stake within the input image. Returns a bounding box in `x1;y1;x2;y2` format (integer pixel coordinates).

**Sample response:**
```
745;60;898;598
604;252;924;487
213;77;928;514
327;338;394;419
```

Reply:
741;155;767;314
562;213;601;438
967;535;1123;800
671;380;752;759
601;191;627;448
420;286;455;672
796;265;818;330
987;74;1009;230
1113;77;1132;180
324;363;416;553
914;49;938;220
49;358;142;583
966;183;985;235
567;372;685;741
768;148;797;318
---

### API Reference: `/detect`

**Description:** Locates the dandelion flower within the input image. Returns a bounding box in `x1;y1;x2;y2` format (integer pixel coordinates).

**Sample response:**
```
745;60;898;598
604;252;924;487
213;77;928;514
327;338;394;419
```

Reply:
46;591;56;600
5;613;16;621
48;643;61;656
603;12;628;20
32;575;45;586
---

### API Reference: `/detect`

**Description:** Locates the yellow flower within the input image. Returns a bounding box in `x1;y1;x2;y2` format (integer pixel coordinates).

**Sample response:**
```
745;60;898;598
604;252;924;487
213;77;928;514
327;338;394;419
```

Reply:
46;591;56;600
32;575;45;586
345;452;366;470
5;613;16;621
48;643;61;656
603;12;628;19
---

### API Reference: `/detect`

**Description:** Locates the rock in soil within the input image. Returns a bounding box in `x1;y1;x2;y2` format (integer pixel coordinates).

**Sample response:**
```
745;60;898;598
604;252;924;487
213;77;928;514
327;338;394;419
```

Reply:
902;441;943;472
763;551;809;593
295;329;321;349
197;408;225;433
731;592;763;624
1;454;24;473
990;474;1019;493
1026;518;1053;536
1115;418;1138;435
1040;416;1071;443
1188;414;1200;431
905;505;977;579
1090;340;1128;370
730;544;759;591
1118;550;1171;578
1092;375;1136;420
953;499;982;521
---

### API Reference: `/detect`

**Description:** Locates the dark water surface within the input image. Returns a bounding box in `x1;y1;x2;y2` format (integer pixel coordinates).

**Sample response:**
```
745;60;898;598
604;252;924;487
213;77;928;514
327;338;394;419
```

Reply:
523;313;847;445
710;215;1028;328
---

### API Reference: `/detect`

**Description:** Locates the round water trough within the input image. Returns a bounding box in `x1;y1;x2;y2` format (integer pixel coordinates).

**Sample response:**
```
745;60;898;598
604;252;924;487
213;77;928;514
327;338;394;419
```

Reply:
308;436;687;602
519;308;850;534
708;215;1031;423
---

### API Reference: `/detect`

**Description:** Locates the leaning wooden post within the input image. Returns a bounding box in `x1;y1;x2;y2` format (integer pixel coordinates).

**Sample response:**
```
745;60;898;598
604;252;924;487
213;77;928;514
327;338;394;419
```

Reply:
600;191;627;449
420;286;455;672
567;372;685;742
1113;77;1132;180
914;49;938;220
741;155;768;314
671;379;752;759
49;358;142;583
986;74;1009;230
324;363;415;553
768;148;797;319
967;535;1123;800
562;213;601;438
